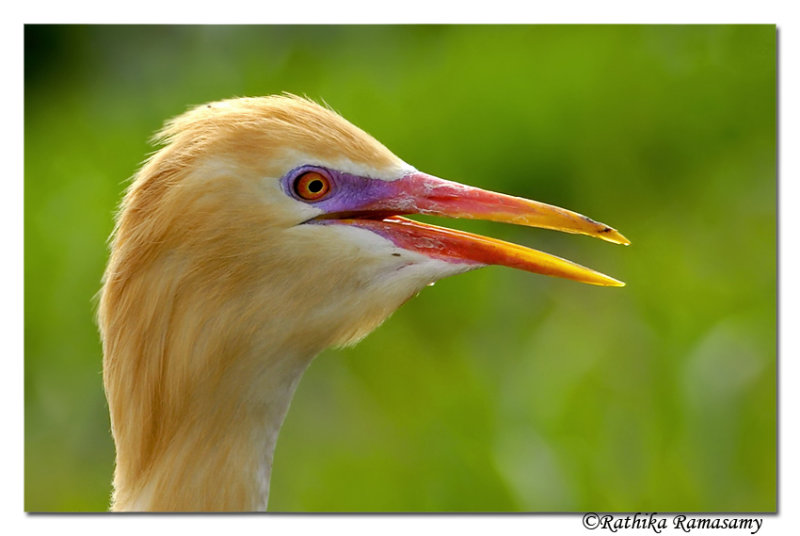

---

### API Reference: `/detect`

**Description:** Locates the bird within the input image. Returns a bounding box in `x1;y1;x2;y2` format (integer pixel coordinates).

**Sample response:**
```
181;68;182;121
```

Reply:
98;94;629;512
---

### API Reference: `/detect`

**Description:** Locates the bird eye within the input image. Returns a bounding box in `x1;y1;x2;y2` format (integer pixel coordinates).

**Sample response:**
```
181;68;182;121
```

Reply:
294;171;331;201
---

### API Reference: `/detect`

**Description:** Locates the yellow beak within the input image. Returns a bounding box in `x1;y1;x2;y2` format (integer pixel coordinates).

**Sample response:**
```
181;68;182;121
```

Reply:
319;171;629;287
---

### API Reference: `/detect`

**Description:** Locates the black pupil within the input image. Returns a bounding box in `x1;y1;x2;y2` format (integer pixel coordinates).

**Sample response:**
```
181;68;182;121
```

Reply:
307;179;324;193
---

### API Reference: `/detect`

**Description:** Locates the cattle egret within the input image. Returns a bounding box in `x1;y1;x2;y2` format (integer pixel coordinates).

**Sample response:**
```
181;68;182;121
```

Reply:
99;95;628;512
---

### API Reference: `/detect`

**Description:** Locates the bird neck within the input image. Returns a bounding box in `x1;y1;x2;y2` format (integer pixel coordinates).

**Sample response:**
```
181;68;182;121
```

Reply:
113;347;313;512
99;218;332;512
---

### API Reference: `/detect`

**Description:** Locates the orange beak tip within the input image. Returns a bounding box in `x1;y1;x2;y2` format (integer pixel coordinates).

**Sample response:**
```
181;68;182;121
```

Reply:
580;270;626;288
599;227;631;246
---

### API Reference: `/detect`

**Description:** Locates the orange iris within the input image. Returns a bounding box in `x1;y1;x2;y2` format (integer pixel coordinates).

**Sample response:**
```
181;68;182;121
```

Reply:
295;171;331;201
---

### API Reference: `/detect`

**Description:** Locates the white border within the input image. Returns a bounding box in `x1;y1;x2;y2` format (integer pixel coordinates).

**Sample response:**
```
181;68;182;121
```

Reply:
5;2;795;535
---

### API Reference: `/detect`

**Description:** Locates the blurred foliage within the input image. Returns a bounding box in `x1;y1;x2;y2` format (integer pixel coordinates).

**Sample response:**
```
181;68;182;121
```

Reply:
24;25;775;512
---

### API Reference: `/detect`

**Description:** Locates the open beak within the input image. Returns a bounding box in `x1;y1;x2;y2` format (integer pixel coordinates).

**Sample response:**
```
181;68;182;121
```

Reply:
320;172;629;286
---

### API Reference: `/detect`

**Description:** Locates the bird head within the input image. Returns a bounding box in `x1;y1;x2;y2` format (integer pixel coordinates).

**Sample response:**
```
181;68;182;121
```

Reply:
99;95;628;510
108;95;627;348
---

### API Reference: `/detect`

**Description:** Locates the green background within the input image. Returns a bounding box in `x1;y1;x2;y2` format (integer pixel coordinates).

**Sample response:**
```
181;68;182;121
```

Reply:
24;25;776;512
